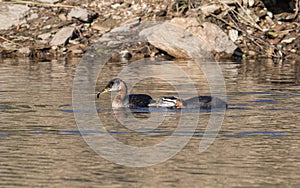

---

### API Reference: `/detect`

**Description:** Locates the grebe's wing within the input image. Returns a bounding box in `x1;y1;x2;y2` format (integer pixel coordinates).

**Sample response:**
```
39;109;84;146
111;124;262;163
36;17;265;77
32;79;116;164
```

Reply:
128;94;153;107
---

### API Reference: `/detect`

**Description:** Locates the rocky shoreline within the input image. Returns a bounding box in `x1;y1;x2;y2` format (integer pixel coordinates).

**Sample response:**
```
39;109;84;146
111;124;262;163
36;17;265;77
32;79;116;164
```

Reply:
0;0;299;61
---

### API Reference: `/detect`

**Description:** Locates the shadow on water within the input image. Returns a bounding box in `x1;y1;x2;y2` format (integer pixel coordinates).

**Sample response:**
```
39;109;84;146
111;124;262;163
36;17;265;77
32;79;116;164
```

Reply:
0;58;300;187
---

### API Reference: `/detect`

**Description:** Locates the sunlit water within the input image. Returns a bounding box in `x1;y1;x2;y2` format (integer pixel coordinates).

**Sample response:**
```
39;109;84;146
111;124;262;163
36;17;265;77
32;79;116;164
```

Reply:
0;58;300;187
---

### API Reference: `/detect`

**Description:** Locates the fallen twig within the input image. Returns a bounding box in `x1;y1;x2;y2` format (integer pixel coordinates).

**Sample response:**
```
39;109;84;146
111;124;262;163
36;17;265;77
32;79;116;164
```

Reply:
293;0;299;20
0;35;23;47
5;0;77;8
218;0;263;31
210;13;283;58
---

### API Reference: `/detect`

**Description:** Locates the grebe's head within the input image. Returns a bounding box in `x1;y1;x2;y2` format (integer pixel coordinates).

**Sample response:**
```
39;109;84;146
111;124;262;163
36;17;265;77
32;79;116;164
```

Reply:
97;78;126;98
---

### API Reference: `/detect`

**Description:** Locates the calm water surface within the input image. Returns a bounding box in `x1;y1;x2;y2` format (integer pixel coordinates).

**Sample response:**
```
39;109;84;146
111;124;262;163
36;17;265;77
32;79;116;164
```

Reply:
0;58;300;187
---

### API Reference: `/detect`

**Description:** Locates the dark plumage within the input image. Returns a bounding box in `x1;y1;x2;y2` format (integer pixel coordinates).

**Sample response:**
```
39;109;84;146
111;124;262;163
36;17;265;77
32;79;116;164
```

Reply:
182;96;227;109
126;94;153;108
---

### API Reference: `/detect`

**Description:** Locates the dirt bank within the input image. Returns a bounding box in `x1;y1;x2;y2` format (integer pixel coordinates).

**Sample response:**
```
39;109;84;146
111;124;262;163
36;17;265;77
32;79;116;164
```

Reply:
0;0;299;61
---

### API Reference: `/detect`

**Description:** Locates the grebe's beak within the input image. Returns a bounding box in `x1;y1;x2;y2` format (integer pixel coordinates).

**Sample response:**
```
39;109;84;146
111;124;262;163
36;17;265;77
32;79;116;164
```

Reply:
96;88;109;98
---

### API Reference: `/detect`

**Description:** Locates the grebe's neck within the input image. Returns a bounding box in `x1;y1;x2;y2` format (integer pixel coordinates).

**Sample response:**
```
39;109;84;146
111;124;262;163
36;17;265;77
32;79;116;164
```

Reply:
112;81;127;108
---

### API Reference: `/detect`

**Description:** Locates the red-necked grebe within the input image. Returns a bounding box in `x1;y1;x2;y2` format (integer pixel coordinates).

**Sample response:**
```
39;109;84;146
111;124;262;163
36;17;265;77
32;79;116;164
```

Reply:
97;78;153;108
149;96;227;109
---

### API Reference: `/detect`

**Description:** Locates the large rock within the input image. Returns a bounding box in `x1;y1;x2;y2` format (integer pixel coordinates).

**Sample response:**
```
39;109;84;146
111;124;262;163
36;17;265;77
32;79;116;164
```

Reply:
0;5;30;30
50;26;76;46
140;23;212;59
140;18;237;59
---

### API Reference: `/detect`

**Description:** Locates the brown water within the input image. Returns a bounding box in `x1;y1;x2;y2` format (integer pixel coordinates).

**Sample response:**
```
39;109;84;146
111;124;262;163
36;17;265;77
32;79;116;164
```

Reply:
0;58;300;187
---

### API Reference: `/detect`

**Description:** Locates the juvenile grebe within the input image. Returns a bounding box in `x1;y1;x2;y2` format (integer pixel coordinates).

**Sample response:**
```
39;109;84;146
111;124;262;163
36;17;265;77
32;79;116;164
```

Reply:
149;96;227;109
97;78;153;108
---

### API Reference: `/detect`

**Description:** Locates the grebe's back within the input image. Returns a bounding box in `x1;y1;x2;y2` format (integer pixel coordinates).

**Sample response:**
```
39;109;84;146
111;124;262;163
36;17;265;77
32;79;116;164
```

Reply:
149;96;227;109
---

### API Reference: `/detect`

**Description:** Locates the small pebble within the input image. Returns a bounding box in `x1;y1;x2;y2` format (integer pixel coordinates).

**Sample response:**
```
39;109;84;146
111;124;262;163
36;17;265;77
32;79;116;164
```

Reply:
281;37;296;44
267;11;273;19
248;50;256;56
111;3;121;9
28;13;39;20
290;49;296;53
42;25;52;30
228;29;239;42
265;16;274;26
58;14;67;21
38;32;52;40
18;47;31;55
248;0;255;7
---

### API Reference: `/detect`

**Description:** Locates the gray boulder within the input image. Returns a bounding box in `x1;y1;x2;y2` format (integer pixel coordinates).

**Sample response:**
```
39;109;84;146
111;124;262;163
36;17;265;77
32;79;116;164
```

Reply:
0;5;30;30
140;18;237;59
50;26;76;46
